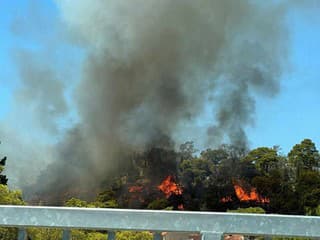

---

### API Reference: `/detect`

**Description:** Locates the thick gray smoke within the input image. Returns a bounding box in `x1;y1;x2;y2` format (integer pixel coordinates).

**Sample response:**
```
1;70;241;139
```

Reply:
56;0;288;145
16;0;290;201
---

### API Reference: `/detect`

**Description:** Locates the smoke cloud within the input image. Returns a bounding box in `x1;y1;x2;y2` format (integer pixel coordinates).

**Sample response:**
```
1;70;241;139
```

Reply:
13;49;68;134
6;0;292;201
56;0;288;145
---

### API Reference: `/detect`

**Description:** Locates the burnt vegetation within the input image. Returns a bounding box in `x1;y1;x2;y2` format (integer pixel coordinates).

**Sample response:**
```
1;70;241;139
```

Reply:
10;138;320;216
2;138;320;239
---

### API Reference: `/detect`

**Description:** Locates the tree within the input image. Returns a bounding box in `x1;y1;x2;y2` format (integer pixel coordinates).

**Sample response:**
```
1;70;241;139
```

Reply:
0;156;7;185
116;231;152;240
64;198;88;208
295;170;320;214
200;145;248;211
93;190;119;208
286;139;320;214
0;141;8;185
242;147;280;176
0;141;23;239
179;157;214;210
0;186;24;237
147;198;169;210
200;148;229;165
0;142;24;205
288;139;320;175
179;141;197;161
227;207;265;214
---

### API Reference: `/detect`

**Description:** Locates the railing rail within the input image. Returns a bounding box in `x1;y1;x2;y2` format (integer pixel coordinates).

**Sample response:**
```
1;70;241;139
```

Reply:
1;205;320;240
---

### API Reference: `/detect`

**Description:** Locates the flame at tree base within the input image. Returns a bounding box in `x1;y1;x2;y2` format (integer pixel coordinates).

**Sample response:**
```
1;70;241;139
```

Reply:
128;185;143;193
221;180;270;204
158;175;184;209
234;183;270;203
158;175;183;197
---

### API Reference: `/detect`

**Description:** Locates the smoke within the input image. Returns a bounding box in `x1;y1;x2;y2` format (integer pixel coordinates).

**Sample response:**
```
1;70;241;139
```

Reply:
56;0;288;145
13;49;68;134
5;0;292;201
1;0;77;191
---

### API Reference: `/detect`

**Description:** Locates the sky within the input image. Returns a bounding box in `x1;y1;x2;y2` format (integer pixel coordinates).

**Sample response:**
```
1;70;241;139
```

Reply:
1;0;320;187
247;5;320;153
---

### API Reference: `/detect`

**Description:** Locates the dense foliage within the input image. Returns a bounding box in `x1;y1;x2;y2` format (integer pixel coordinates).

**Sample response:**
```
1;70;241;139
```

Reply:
0;143;8;185
1;138;320;239
94;139;320;215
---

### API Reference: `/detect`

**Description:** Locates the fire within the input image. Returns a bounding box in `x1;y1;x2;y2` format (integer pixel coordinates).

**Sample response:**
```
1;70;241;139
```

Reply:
128;185;143;193
234;183;270;203
221;196;233;203
158;175;183;198
220;181;270;203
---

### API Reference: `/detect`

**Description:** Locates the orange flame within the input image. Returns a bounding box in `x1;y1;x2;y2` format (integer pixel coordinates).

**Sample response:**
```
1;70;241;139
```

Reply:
220;196;233;203
129;185;143;193
234;183;270;203
158;175;183;198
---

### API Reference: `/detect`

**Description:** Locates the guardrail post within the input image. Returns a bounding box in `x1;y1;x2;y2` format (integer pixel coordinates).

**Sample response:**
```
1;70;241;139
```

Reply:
153;232;162;240
108;231;116;240
62;229;71;240
18;228;27;240
201;232;223;240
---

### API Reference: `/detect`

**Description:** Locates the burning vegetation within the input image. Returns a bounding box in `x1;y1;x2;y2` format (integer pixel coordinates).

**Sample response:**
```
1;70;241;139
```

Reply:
5;0;319;218
128;185;143;193
233;182;270;203
221;181;270;204
4;137;320;217
19;0;293;209
158;176;183;198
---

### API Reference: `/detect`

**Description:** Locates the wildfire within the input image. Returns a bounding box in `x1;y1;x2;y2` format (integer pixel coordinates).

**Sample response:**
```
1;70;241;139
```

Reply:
128;185;143;193
221;196;233;203
234;183;270;203
220;181;270;203
158;175;183;198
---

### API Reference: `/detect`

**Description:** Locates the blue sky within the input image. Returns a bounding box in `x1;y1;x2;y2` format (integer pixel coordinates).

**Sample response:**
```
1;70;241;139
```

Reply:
1;0;320;155
0;0;60;118
247;6;320;153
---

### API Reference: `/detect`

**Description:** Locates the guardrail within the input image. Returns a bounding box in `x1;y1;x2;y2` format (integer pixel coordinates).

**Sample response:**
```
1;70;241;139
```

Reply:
0;205;319;240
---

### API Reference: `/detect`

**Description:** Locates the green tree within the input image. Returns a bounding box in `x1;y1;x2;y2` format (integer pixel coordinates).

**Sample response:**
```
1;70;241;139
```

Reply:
288;139;320;176
0;141;8;185
147;198;169;210
240;147;289;212
242;147;280;176
179;141;197;161
202;145;248;211
227;207;266;214
286;139;320;214
200;148;229;165
64;198;89;208
295;170;320;214
0;157;7;185
179;157;214;210
0;185;24;205
0;150;25;240
27;228;62;240
94;189;119;208
116;231;153;240
27;228;108;240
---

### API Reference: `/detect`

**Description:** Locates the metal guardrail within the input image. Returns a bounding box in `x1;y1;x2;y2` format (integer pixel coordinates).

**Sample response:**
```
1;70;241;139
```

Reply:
1;205;320;240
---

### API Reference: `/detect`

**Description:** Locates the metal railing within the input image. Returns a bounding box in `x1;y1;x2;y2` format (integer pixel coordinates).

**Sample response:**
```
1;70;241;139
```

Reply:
1;205;320;240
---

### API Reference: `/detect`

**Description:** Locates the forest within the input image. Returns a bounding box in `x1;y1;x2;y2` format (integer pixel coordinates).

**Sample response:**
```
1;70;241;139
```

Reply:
1;138;320;239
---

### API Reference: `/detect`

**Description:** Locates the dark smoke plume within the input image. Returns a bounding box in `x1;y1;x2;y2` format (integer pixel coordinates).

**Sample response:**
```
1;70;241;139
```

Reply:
17;0;290;201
